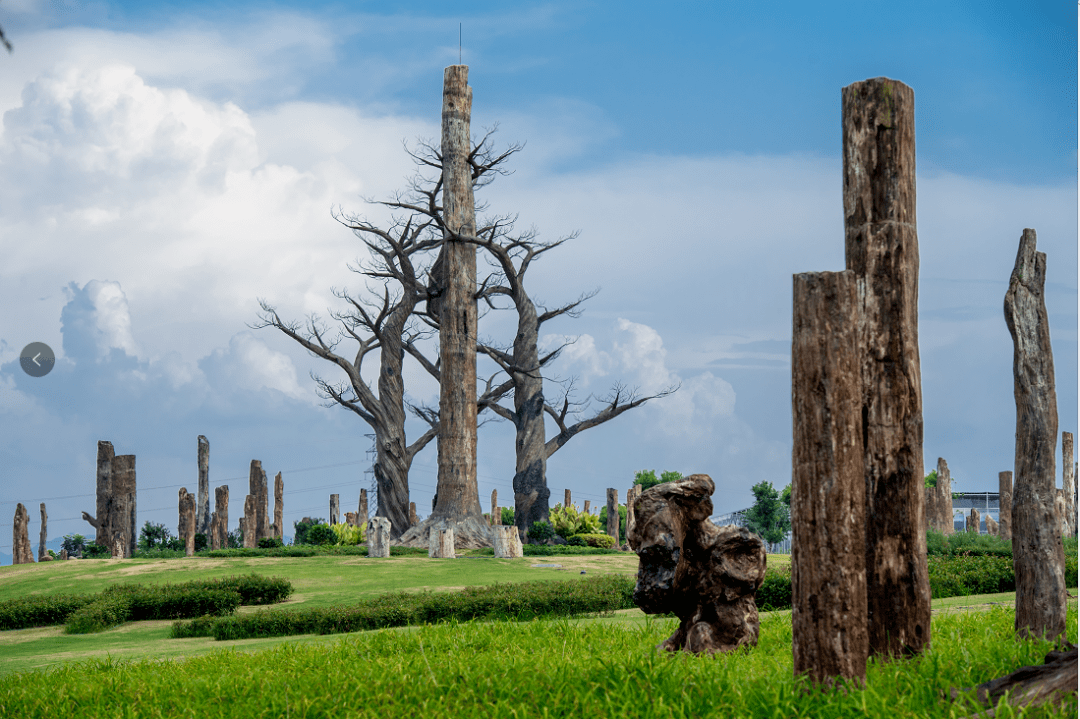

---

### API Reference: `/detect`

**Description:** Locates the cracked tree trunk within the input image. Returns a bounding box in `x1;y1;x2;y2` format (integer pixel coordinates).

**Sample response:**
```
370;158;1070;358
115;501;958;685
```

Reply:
511;295;549;543
1003;228;1067;641
196;435;210;536
111;455;137;559
791;270;868;687
999;471;1013;541
400;64;490;549
843;77;931;658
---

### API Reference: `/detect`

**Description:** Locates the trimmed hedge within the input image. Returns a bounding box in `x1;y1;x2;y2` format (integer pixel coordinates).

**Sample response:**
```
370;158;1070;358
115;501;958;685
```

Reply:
174;574;636;641
0;594;96;631
754;552;1080;611
569;534;617;549
204;545;430;559
64;595;132;634
101;585;241;621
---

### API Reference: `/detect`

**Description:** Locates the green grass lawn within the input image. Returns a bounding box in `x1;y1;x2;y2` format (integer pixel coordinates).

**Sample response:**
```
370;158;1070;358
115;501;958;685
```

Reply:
0;552;1074;685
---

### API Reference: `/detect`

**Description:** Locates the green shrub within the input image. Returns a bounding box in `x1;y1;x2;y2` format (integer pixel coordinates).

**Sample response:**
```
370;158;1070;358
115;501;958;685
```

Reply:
292;517;326;546
306;524;335;546
194;533;208;552
133;547;188;559
598;505;628;542
64;596;132;634
500;507;515;526
258;537;284;549
101;585;241;620
566;535;586;546
527;521;555;543
572;533;616;549
756;567;792;610
82;542;111;559
548;504;602;538
0;595;96;630
330;522;365;546
173;574;637;641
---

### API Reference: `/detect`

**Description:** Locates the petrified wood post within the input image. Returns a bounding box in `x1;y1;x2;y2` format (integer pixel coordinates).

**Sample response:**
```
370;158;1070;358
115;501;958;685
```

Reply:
84;440;114;548
1003;228;1067;640
210;512;220;550
791;270;868;686
409;502;418;527
196;435;210;536
330;494;340;525
629;474;767;654
111;455;137;559
242;495;257;549
274;472;283;540
179;488;196;557
584;500;591;514
12;503;33;564
606;488;619;543
968;508;980;534
429;527;455;558
926;458;953;535
359;489;368;526
565;489;571;508
491;490;499;526
986;515;999;536
368;517;391;558
493;525;523;558
215;485;229;549
428;65;489;547
345;512;357;527
38;503;49;562
999;471;1013;541
843;77;930;657
1062;432;1074;538
626;486;638;538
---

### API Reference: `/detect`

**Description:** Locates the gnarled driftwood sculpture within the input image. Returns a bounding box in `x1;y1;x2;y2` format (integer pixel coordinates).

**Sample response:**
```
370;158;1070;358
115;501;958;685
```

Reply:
628;474;767;655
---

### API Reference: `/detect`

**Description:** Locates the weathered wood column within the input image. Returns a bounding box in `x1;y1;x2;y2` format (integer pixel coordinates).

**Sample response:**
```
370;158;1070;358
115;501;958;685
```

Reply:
368;517;391;558
274;473;283;540
112;455;137;559
330;494;340;525
1003;228;1067;640
926;458;953;535
606;489;619;543
87;440;114;547
791;270;868;686
843;77;930;657
491;490;499;525
38;503;49;562
565;489;571;508
358;489;368;526
999;471;1013;540
968;508;980;533
196;435;210;536
179;488;196;556
12;504;32;564
1062;432;1074;538
428;64;487;545
409;502;418;527
242;495;257;548
584;500;591;514
214;485;229;549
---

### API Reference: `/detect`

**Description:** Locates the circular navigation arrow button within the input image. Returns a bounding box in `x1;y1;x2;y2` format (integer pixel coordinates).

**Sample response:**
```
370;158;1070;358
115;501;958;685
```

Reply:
20;342;55;377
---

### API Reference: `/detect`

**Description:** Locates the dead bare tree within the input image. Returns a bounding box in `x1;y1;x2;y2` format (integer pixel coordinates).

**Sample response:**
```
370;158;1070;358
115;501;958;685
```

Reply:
389;129;676;541
253;203;442;538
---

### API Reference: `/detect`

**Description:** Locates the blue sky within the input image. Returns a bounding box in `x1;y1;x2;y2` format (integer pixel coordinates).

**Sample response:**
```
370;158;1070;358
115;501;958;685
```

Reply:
0;1;1075;559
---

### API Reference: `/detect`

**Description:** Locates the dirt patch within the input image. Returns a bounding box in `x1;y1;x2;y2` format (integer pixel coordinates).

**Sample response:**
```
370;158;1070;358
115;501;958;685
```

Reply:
0;626;64;645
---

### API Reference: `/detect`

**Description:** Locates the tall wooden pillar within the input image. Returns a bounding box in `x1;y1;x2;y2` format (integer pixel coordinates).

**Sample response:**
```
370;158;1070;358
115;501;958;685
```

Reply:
1004;228;1067;640
842;77;930;657
791;270;868;686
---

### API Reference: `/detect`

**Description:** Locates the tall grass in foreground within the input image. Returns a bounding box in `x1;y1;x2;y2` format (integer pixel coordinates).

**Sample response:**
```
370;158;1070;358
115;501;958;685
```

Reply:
0;605;1074;718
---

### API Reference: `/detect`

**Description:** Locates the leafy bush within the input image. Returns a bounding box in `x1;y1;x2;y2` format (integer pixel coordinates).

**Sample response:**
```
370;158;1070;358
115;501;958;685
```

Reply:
138;521;172;551
0;595;96;630
527;521;555;543
597;505;628;542
194;533;208;552
566;535;586;546
305;524;336;546
101;585;241;620
633;470;682;491
64;595;132;634
292;517;327;546
570;533;617;549
926;530;1012;558
330;522;366;546
756;567;792;611
61;534;87;557
500;507;515;526
133;547;187;559
258;537;284;549
173;574;637;641
548;504;602;538
82;542;111;559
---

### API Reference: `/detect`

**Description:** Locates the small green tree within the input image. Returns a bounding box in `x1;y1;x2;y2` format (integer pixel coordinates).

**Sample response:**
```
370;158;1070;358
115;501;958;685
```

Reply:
744;481;791;547
61;534;87;557
293;517;326;545
500;507;515;526
306;524;335;546
138;521;172;551
925;470;938;488
633;469;682;492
